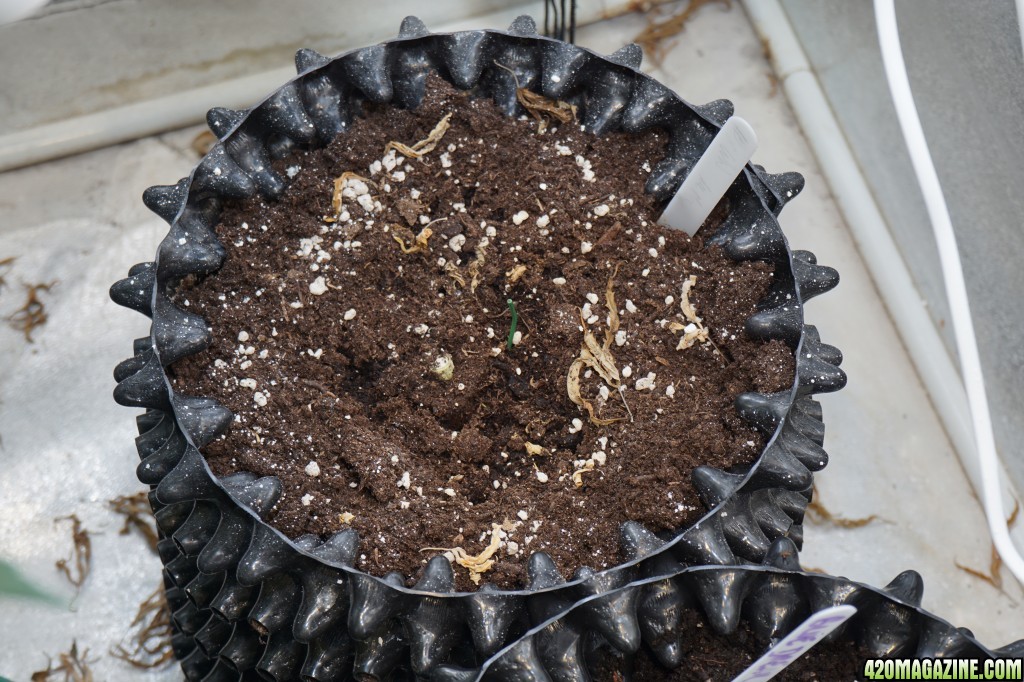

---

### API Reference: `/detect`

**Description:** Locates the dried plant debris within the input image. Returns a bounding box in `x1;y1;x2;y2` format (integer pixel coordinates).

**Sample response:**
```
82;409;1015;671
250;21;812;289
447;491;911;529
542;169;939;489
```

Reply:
110;585;175;670
805;485;879;529
954;501;1021;597
955;546;1008;594
0;256;15;291
385;112;452;159
567;269;627;425
31;641;95;682
109;492;159;553
422;523;503;585
191;129;217;157
494;61;577;134
325;172;375;222
54;514;92;591
8;281;56;343
670;275;710;350
633;0;732;65
571;459;596;488
393;226;433;254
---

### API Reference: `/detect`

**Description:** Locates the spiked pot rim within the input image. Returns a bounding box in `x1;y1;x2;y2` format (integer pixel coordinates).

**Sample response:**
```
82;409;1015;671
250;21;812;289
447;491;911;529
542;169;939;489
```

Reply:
111;15;848;679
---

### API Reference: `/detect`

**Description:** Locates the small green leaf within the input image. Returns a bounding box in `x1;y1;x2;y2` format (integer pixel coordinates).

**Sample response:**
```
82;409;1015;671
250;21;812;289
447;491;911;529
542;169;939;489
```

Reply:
0;559;59;605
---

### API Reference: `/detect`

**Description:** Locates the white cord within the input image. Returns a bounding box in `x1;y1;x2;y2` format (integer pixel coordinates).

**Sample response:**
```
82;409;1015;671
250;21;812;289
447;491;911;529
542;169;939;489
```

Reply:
874;0;1024;585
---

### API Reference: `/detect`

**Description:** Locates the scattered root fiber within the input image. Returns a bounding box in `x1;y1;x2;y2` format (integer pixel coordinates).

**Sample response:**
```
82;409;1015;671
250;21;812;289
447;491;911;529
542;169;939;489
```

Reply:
54;514;92;591
31;641;95;682
109;492;159;553
110;584;175;670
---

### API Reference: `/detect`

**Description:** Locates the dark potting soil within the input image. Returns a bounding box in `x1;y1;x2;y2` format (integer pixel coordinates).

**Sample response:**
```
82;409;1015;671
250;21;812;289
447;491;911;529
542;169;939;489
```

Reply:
170;74;795;589
590;608;869;681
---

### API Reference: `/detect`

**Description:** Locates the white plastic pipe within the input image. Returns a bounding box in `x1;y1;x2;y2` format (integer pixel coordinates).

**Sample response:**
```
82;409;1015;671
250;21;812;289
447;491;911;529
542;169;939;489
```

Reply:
741;0;1021;552
874;0;1024;584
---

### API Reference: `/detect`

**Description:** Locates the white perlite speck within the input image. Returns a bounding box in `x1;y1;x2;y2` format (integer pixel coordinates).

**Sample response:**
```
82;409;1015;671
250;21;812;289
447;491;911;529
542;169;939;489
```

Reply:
625;299;638;314
398;472;411;489
253;392;268;407
309;276;328;295
412;323;429;336
239;378;257;390
343;308;357;321
635;372;657;391
305;461;321;477
448;234;466;252
517;510;529;521
615;330;627;347
237;331;250;342
536;214;550;228
552;277;566;285
593;204;610;217
580;241;593;254
666;384;676;398
301;493;314;506
585;292;599;304
512;210;529;225
622;365;633;378
536;470;549;483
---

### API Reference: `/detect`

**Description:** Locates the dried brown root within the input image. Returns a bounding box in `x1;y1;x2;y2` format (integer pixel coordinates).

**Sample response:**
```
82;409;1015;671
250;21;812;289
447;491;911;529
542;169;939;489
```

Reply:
0;256;15;291
421;523;503;585
805;485;880;529
954;502;1022;599
567;268;627;425
109;584;175;670
571;459;596;488
109;492;159;553
31;641;96;682
516;88;576;134
955;546;1007;593
9;281;56;343
54;514;92;591
392;226;434;254
190;130;217;157
633;0;732;66
493;61;577;133
324;172;375;222
670;275;711;351
385;113;452;159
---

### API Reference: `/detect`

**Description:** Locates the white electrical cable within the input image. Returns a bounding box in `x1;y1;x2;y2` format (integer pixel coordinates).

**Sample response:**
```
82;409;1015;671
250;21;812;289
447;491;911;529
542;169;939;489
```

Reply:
874;0;1024;584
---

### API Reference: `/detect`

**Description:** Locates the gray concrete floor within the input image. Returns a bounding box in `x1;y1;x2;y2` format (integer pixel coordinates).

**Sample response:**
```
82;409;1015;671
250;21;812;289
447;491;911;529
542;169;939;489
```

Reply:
0;4;1021;679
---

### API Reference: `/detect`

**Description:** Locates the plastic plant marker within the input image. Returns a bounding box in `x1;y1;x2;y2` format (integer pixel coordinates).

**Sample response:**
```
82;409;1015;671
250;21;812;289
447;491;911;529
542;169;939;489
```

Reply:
730;605;857;682
658;116;758;236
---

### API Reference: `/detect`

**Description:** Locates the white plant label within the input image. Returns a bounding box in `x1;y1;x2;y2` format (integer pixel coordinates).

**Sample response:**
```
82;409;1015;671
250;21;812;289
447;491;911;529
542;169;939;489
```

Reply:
658;116;758;236
730;605;858;682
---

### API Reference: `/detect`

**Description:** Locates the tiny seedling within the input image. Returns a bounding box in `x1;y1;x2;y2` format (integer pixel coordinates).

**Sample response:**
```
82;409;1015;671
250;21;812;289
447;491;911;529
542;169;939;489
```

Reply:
506;299;519;350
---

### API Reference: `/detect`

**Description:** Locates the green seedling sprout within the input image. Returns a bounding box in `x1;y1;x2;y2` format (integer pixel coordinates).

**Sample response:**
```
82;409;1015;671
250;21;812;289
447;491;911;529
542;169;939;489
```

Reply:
506;299;519;350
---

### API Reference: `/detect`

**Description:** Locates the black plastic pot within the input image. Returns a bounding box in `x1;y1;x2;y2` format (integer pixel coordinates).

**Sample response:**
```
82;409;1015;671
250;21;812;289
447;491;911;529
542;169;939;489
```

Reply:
111;16;845;681
439;536;1024;681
